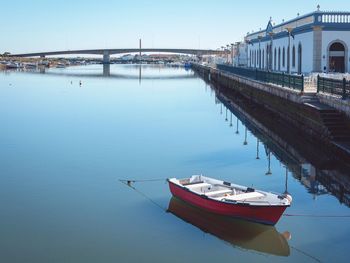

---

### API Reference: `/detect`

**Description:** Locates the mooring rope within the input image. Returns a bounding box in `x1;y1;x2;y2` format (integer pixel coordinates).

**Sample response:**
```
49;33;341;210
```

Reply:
118;179;168;212
118;178;167;184
284;213;350;218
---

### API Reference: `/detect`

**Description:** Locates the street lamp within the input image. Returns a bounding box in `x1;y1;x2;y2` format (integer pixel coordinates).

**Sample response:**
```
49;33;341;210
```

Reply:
258;35;263;69
285;27;294;75
268;32;274;71
226;44;230;64
231;43;234;66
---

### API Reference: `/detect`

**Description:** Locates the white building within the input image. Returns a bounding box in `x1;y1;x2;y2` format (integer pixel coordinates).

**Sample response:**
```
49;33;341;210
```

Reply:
245;9;350;74
232;42;248;67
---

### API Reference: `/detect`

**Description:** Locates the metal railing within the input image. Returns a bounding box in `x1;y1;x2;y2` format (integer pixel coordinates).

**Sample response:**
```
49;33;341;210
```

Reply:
317;75;350;99
217;64;304;91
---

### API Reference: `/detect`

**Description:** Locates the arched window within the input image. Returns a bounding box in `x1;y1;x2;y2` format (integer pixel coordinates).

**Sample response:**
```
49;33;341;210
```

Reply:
265;45;270;69
274;48;277;70
278;47;281;71
255;50;257;67
282;47;285;68
250;50;252;66
292;45;296;68
262;50;265;69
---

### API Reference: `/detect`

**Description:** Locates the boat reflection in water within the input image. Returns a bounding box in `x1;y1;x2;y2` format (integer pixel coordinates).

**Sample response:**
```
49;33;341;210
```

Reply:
167;197;291;257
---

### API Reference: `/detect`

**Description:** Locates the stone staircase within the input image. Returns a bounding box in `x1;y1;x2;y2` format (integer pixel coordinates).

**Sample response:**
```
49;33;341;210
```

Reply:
320;110;350;142
302;94;350;142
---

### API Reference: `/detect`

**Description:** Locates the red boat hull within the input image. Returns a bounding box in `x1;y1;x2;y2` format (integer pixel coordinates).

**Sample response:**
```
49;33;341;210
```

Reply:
169;181;288;225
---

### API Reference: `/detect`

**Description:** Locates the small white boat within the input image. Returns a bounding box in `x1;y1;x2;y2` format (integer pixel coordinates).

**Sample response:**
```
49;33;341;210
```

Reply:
6;62;23;69
56;63;66;68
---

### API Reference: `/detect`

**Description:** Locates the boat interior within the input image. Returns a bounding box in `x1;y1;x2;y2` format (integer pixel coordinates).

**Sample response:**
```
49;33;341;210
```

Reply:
174;175;290;205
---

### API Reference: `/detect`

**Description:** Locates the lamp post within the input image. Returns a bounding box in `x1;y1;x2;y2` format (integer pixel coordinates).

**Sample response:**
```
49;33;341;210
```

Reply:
221;46;225;62
285;27;294;75
231;43;234;66
258;35;262;69
268;32;274;71
226;44;230;64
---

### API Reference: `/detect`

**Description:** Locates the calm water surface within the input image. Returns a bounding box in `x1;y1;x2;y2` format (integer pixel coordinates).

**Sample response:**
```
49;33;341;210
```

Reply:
1;64;349;263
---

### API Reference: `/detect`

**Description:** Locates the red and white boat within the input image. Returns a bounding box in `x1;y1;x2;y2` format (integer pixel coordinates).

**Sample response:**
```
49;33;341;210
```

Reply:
168;175;292;225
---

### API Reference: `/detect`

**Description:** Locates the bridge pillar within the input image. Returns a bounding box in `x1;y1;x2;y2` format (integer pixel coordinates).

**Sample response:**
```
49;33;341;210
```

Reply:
103;51;110;64
103;64;110;76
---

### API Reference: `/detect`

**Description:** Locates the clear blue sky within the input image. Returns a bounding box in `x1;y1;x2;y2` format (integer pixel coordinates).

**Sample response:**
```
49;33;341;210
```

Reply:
2;0;350;53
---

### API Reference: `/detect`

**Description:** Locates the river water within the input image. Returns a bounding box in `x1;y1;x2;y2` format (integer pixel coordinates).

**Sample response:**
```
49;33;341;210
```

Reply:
0;64;349;263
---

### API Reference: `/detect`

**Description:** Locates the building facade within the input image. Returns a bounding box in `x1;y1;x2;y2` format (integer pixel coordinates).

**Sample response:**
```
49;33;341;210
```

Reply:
245;10;350;74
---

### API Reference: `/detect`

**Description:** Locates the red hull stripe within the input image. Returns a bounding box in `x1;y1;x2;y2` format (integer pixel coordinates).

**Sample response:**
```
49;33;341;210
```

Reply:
168;181;287;225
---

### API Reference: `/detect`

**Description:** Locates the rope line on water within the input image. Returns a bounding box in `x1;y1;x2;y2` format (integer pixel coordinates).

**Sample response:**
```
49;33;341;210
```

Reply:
118;179;168;212
284;213;350;218
118;178;168;184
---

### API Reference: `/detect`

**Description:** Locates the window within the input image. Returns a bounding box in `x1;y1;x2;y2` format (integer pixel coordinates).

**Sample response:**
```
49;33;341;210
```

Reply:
278;47;281;71
292;46;296;68
282;47;285;67
274;48;277;70
262;50;265;69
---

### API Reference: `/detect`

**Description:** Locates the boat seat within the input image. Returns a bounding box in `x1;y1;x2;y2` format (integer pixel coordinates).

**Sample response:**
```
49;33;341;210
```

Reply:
206;189;232;197
223;192;264;201
185;182;211;189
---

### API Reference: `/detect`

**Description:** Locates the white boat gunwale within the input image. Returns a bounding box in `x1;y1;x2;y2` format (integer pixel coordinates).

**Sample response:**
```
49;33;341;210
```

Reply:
168;175;291;207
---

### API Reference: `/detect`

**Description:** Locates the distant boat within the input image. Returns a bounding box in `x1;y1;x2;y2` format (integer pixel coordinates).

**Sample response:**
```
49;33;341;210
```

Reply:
168;175;292;225
56;63;66;68
24;63;37;69
168;196;291;256
5;62;23;69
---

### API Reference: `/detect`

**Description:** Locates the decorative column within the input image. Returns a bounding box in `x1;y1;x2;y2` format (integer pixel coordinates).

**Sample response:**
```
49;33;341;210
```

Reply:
312;26;323;72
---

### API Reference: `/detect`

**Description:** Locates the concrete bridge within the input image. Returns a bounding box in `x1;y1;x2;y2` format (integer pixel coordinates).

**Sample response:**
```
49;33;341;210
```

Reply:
10;48;227;63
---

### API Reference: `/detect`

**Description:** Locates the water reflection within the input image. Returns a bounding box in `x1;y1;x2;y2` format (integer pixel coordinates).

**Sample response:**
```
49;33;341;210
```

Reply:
15;64;196;80
168;197;291;257
214;90;350;207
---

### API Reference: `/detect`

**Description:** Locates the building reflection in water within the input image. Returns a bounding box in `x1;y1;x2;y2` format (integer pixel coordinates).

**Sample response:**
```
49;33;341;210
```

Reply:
167;197;291;257
215;91;350;207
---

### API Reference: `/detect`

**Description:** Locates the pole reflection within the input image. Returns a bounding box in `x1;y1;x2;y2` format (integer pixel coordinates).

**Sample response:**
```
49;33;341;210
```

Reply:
214;90;350;207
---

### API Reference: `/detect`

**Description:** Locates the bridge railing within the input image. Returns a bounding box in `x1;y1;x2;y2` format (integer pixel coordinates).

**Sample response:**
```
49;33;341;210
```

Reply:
317;75;350;99
217;64;304;92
